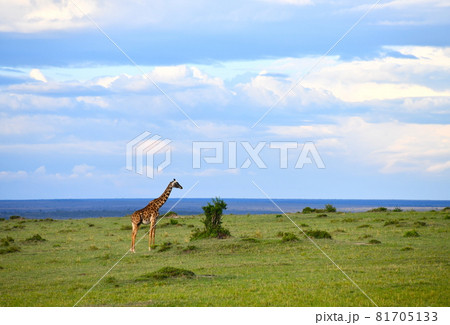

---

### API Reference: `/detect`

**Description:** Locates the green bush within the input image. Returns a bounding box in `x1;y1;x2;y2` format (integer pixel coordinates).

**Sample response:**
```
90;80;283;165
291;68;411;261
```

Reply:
325;204;337;213
317;214;328;218
25;234;46;242
368;207;388;212
302;207;315;214
9;215;22;220
404;230;420;238
120;225;132;230
281;232;299;242
275;214;283;218
368;239;381;244
305;230;332;239
414;221;427;227
169;219;179;225
191;198;230;240
393;207;403;212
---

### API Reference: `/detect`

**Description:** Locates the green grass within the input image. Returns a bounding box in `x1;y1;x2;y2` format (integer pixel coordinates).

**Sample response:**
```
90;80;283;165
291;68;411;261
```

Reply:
0;210;448;306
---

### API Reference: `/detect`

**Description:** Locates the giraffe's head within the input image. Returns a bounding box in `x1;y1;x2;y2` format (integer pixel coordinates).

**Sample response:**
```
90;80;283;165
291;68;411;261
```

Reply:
170;178;183;189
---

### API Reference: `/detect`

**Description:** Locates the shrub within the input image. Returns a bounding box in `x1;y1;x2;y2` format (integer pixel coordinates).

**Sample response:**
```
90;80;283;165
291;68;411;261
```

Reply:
275;214;283;218
414;221;427;227
169;219;179;225
404;230;420;238
279;232;299;242
368;239;381;244
191;198;230;240
441;207;450;212
302;207;315;214
120;225;132;230
368;207;388;212
325;204;337;213
393;207;403;212
25;234;46;242
401;246;413;251
305;230;332;239
0;218;5;221
357;224;371;228
9;215;23;220
317;214;328;218
136;267;195;281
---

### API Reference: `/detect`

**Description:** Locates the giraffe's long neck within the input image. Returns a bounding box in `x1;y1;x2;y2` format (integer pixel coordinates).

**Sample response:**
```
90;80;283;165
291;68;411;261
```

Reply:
153;183;173;210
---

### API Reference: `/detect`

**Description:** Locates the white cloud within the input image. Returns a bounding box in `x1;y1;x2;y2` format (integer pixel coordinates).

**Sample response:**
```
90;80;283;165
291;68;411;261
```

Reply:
237;71;337;108
301;46;450;102
0;0;97;33
0;170;28;179
71;164;95;178
29;69;47;83
268;117;450;174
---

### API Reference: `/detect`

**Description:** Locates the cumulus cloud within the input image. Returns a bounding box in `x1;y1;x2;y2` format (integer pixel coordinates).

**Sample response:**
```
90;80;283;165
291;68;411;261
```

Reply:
71;164;95;178
0;0;97;33
302;46;450;103
268;117;450;174
237;70;337;109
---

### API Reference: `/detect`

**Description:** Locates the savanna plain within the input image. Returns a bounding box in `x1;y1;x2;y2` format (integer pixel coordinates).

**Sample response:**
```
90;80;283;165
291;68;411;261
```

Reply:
0;208;449;306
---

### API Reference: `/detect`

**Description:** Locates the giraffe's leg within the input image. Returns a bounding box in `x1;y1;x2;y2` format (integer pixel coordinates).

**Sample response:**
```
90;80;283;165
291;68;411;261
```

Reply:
149;220;155;251
131;223;138;253
151;221;156;247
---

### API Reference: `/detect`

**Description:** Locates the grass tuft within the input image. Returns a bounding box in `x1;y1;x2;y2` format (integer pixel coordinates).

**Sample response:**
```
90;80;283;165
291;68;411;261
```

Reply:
25;234;46;242
404;230;420;238
136;266;195;281
384;220;400;226
158;242;173;252
368;239;381;245
278;232;299;242
0;245;20;254
0;236;14;247
305;230;332;239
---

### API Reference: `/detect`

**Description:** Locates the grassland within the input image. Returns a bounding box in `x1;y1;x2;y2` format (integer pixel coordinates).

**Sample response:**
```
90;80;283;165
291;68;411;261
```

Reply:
0;209;449;306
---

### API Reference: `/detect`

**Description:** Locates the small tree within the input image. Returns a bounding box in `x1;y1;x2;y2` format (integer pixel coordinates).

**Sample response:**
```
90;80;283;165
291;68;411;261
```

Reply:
191;197;230;240
325;204;337;213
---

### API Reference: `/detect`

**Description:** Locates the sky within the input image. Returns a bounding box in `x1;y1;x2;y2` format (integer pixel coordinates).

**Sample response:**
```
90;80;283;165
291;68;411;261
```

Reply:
0;0;450;200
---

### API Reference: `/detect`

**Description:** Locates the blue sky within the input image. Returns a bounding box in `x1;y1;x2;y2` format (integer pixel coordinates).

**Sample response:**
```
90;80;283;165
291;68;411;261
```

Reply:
0;0;450;200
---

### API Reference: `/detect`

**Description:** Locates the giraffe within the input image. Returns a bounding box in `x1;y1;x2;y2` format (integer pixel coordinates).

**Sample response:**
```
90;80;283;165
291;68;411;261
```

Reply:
130;179;183;252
